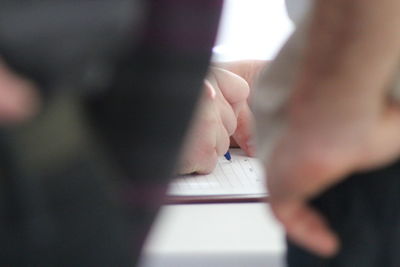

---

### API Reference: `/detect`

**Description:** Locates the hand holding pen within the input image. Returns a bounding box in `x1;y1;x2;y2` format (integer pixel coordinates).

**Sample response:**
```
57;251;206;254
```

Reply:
177;63;259;175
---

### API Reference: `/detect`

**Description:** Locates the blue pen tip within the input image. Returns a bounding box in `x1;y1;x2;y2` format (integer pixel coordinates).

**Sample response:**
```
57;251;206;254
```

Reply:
224;152;232;161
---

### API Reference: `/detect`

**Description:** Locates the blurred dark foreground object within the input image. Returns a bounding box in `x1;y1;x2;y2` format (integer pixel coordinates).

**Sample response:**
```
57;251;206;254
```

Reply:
0;0;222;266
288;160;400;267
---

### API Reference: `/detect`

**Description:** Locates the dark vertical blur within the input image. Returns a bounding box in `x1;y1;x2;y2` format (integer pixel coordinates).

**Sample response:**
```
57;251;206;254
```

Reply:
86;0;223;263
0;0;222;266
287;161;400;266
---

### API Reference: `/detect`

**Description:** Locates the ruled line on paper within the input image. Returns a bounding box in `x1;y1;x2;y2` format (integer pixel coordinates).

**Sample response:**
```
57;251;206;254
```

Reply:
168;149;267;197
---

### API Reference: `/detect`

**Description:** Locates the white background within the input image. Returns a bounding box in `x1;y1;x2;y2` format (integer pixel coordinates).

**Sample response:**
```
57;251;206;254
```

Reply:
213;0;293;61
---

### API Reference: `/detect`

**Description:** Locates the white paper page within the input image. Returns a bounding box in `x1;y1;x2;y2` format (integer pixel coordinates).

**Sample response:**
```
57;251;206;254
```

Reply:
168;149;267;197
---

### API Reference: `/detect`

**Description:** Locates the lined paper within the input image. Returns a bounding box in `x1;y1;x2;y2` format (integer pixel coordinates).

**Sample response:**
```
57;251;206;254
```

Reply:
168;149;267;197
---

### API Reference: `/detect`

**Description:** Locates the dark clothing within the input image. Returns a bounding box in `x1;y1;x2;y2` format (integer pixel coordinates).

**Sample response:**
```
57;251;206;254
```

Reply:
287;160;400;267
0;0;222;266
87;0;223;264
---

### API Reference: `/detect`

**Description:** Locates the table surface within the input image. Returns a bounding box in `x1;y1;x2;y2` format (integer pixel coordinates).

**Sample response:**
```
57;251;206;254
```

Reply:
140;203;286;267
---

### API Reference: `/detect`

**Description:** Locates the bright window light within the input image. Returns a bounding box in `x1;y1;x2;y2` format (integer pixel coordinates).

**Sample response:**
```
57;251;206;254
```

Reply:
213;0;294;61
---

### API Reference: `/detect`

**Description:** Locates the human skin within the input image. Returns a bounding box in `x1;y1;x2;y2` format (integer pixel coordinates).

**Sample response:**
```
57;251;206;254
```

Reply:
178;64;255;174
6;8;400;256
178;60;268;175
0;58;39;123
262;0;400;257
0;55;260;175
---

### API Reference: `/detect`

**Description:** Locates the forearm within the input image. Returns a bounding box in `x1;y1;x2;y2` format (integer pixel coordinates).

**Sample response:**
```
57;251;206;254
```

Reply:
295;0;400;101
254;0;400;258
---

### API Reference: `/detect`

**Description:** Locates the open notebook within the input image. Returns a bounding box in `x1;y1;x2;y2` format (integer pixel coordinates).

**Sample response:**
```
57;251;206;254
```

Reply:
166;149;268;204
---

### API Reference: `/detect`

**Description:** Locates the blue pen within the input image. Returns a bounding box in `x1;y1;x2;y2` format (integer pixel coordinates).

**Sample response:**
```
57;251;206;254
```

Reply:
224;151;232;161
